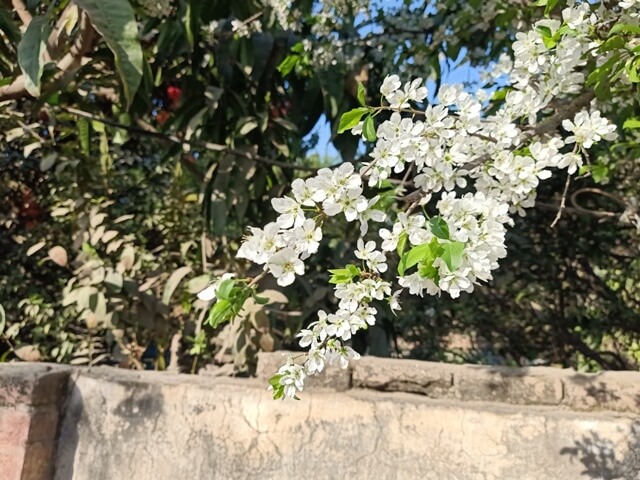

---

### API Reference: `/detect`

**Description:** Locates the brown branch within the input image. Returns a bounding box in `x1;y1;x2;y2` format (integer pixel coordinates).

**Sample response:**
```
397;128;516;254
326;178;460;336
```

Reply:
566;187;626;221
536;201;618;219
61;106;320;172
550;174;571;228
523;91;596;141
570;187;627;209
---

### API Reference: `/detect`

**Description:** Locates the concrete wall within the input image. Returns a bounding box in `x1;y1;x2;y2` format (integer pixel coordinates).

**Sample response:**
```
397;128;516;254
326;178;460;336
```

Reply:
1;355;640;479
0;365;69;480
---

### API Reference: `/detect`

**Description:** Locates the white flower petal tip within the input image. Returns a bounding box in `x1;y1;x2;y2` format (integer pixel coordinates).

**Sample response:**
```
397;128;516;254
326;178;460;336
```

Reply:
197;285;218;301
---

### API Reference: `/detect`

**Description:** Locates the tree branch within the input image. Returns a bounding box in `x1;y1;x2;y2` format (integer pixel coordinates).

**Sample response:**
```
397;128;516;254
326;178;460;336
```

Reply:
61;106;320;172
523;90;596;141
0;10;96;102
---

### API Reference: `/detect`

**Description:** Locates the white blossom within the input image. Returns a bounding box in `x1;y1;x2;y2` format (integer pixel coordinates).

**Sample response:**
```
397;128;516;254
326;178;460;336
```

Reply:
266;248;304;286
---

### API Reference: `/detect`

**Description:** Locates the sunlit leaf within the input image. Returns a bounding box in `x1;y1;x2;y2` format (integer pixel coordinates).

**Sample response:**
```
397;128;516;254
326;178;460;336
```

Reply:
337;107;369;134
17;15;51;97
75;0;143;106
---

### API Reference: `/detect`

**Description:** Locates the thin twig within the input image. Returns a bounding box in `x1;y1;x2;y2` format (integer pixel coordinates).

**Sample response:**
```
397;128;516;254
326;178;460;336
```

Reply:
200;231;208;271
61;106;320;172
570;187;627;208
536;201;617;219
399;163;414;191
550;174;571;228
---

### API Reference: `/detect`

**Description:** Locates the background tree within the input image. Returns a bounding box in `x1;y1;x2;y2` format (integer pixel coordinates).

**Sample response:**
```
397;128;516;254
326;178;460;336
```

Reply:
1;0;639;373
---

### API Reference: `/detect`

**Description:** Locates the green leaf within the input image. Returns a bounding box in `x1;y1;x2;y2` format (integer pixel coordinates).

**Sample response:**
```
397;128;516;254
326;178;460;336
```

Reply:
0;304;5;335
254;295;269;305
491;89;508;101
207;299;230;328
590;163;610;184
623;118;640;129
398;242;433;276
337;107;369;134
625;58;640;83
536;25;552;38
272;117;299;132
272;386;284;400
216;278;235;301
346;264;360;277
429;216;450;240
277;54;299;77
396;232;408;257
328;264;360;284
357;81;366;106
540;34;556;49
609;24;640;36
417;239;442;281
544;0;558;17
418;259;439;281
77;117;90;155
75;0;143;107
268;373;283;387
600;35;625;53
363;114;376;142
183;0;194;49
17;15;51;97
238;118;258;135
441;242;465;272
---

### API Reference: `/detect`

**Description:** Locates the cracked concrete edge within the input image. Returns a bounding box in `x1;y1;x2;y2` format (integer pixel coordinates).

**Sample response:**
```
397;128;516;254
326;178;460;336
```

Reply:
0;363;72;407
0;364;73;480
256;352;640;414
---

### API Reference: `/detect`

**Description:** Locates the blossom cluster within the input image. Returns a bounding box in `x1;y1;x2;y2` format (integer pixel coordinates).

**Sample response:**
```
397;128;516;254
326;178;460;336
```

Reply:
201;2;625;400
237;162;386;287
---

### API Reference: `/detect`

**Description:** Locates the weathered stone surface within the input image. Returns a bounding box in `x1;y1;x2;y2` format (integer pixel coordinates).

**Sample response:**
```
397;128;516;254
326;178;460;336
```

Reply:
563;370;640;413
256;351;351;391
454;365;564;405
0;449;24;480
0;364;70;480
0;358;638;479
260;353;640;413
0;364;70;407
21;441;58;480
0;407;31;447
52;366;640;480
352;356;454;397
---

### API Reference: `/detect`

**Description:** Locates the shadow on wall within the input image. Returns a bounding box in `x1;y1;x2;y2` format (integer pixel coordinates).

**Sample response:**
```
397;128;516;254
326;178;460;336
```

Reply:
53;376;82;480
560;391;640;479
560;421;640;479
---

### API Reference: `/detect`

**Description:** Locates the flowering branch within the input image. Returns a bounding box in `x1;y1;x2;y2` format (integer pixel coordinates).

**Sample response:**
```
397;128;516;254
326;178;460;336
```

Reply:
197;1;631;400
